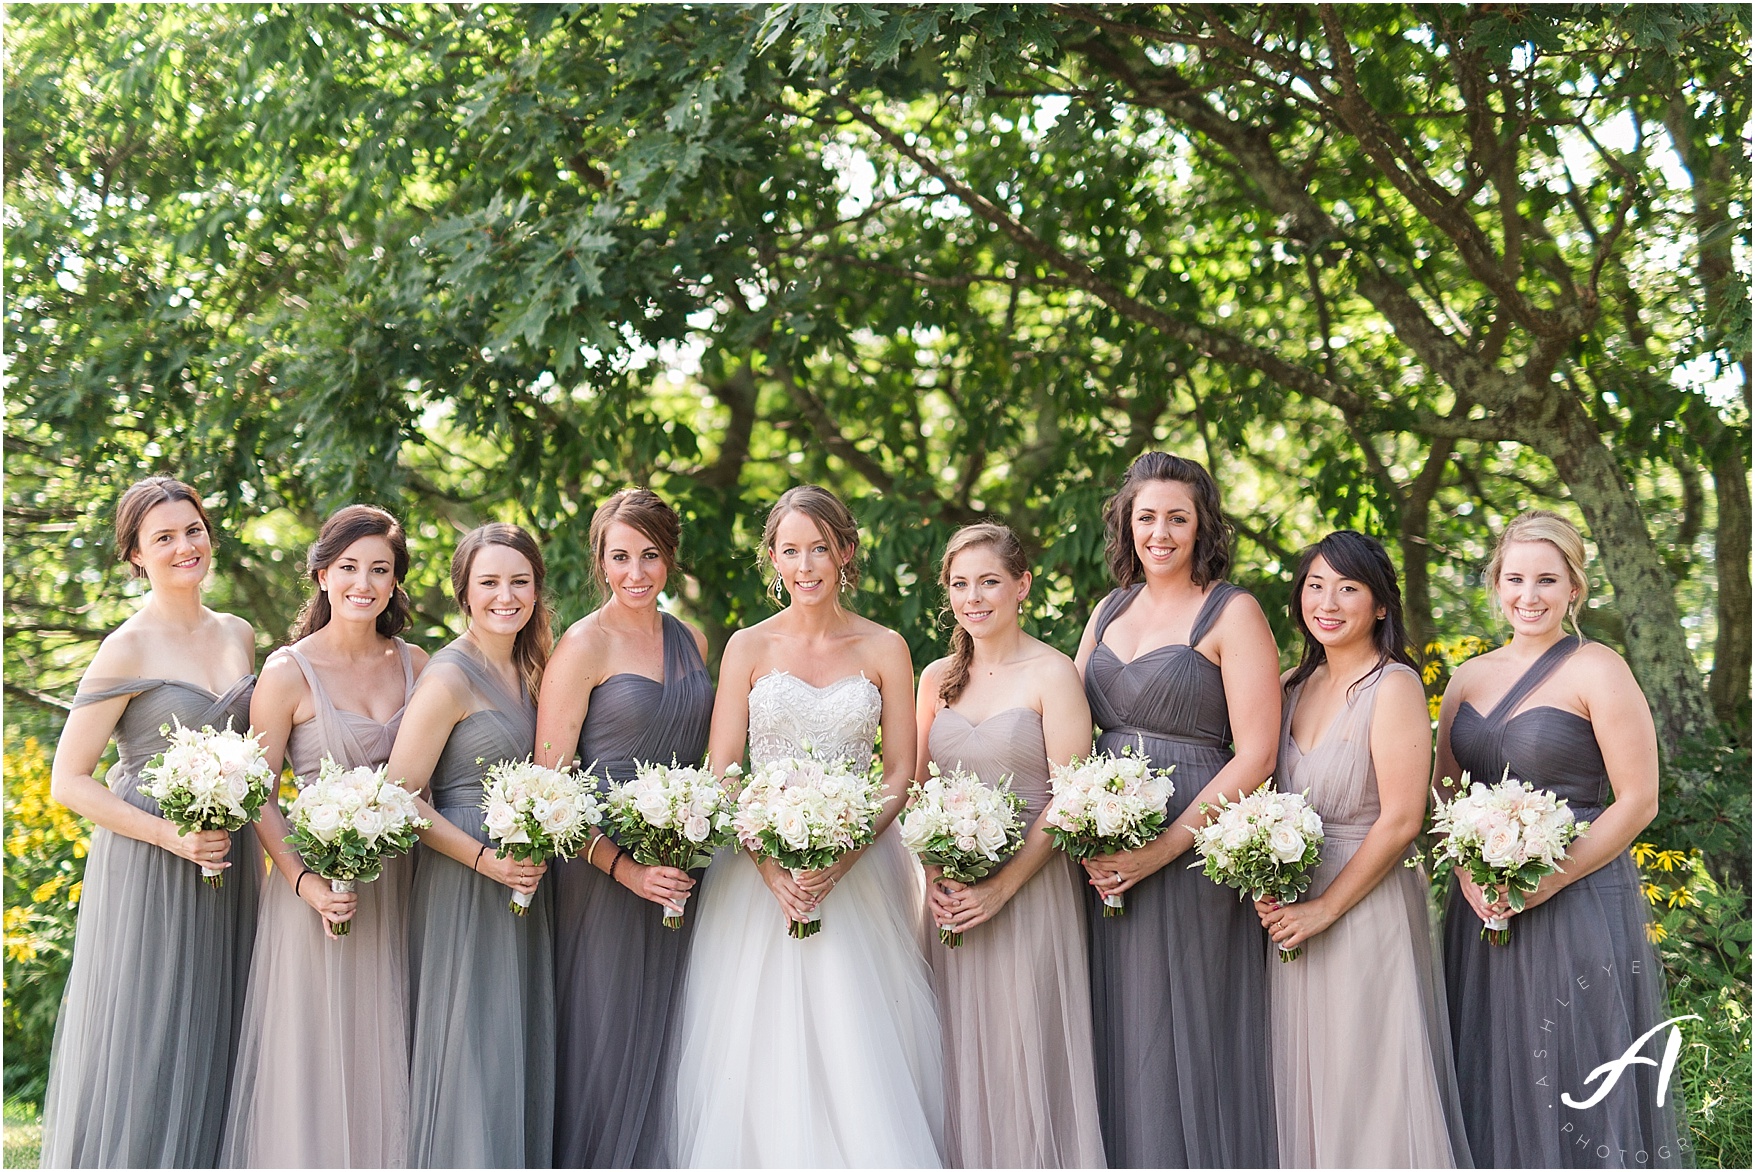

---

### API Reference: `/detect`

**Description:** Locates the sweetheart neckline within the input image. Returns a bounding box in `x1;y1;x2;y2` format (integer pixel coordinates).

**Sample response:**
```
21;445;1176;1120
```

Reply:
1457;700;1592;727
1092;641;1218;670
936;704;1040;728
754;668;877;695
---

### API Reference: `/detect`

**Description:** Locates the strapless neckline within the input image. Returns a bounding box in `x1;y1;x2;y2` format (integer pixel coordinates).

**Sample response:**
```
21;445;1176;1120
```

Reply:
936;705;1041;729
753;669;877;697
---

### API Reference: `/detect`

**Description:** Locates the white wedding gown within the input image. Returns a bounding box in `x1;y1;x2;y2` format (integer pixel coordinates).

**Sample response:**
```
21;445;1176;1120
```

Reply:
673;671;945;1168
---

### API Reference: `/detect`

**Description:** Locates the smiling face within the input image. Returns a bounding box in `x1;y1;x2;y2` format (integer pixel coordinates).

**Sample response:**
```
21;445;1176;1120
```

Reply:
1130;479;1200;581
769;509;848;606
1496;539;1575;638
129;499;211;589
945;543;1030;638
1299;553;1385;653
600;520;667;609
317;535;397;627
462;543;538;637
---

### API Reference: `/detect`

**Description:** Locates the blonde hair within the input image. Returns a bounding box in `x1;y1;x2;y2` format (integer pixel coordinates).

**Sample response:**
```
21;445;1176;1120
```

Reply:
937;523;1030;705
1485;509;1589;634
761;485;860;602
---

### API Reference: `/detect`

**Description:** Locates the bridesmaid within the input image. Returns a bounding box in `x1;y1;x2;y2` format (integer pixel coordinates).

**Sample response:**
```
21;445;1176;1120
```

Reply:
220;505;428;1168
41;476;259;1167
1254;531;1469;1167
916;522;1106;1169
1072;451;1281;1168
1435;510;1683;1168
390;523;555;1169
534;488;712;1168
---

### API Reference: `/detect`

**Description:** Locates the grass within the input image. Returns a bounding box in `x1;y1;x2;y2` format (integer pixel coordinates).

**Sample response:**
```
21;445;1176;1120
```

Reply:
2;1100;38;1168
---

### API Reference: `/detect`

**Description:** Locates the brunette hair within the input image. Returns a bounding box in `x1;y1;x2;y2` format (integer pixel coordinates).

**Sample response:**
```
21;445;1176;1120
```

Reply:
1283;530;1419;695
1101;452;1231;588
450;522;553;699
290;505;412;641
761;484;861;601
589;488;681;604
1485;509;1590;635
114;476;212;579
937;522;1030;705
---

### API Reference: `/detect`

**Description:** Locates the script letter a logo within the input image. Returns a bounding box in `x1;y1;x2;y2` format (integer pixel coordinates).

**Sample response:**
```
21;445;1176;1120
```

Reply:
1560;1015;1700;1110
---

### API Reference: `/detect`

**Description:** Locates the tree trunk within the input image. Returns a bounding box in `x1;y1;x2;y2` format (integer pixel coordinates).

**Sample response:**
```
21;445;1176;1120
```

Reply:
1535;396;1718;766
1708;446;1751;738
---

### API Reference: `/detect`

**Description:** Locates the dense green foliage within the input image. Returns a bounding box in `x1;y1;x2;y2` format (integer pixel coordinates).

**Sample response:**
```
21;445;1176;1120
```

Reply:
3;3;1748;1148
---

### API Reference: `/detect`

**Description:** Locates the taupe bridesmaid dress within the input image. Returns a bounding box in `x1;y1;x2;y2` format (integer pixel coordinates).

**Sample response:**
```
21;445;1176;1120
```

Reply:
1269;662;1470;1167
220;641;415;1168
926;706;1107;1169
405;640;553;1169
39;676;259;1169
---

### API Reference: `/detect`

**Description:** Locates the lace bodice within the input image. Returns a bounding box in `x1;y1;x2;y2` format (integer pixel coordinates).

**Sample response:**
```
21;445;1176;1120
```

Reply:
746;671;881;772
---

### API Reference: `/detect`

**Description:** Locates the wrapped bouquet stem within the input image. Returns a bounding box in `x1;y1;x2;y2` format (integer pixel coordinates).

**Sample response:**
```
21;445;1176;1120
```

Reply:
901;762;1027;946
1042;745;1175;917
284;759;430;936
1426;767;1587;945
138;718;275;887
602;758;736;929
480;758;602;915
1191;785;1324;961
732;756;889;939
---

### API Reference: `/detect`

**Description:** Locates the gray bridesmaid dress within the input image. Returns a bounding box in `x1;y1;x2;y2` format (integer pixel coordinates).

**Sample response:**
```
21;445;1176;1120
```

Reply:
1081;582;1277;1168
39;676;259;1169
405;640;553;1169
926;706;1106;1169
1443;636;1685;1168
552;613;712;1168
220;641;415;1168
1270;663;1470;1167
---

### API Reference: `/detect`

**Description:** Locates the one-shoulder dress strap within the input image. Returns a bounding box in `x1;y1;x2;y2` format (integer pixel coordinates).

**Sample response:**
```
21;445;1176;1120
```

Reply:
1188;581;1246;648
1093;584;1146;643
71;678;165;707
1484;634;1587;725
660;612;705;677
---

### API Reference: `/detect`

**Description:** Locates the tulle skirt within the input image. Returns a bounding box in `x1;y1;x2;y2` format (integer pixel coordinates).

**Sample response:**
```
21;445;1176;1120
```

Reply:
931;852;1106;1168
39;822;259;1168
672;828;945;1167
219;854;412;1168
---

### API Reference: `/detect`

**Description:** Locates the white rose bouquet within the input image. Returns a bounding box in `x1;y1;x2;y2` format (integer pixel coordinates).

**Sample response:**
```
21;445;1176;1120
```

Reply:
284;759;431;935
732;756;890;939
479;758;602;915
1190;785;1325;961
1427;767;1588;945
601;758;737;928
138;718;275;887
1042;745;1175;916
901;762;1028;947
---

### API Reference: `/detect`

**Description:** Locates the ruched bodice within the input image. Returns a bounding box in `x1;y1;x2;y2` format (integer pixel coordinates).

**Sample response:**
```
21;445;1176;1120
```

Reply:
73;675;256;806
1279;663;1420;847
746;670;881;771
927;707;1052;823
1084;582;1241;751
283;641;412;782
424;642;536;823
576;613;712;789
1450;636;1609;816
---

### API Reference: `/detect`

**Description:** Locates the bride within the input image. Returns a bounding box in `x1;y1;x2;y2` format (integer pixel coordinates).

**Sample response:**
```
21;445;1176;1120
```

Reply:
673;484;944;1168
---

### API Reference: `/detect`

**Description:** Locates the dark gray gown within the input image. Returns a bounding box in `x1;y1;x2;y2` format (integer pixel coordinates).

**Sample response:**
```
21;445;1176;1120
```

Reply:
405;641;553;1169
1082;583;1277;1169
40;676;259;1169
1443;636;1686;1168
552;613;712;1168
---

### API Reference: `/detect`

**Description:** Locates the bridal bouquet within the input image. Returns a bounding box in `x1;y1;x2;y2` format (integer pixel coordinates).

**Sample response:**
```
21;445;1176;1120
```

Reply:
138;718;275;887
602;758;737;928
732;756;889;939
901;762;1028;946
1042;745;1175;916
1191;786;1325;961
480;758;601;915
1427;767;1588;945
284;759;430;935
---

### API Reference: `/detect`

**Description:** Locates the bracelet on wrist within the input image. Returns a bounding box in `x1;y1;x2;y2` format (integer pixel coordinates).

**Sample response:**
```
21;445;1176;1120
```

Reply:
473;843;489;872
609;850;625;884
585;832;605;870
295;869;313;898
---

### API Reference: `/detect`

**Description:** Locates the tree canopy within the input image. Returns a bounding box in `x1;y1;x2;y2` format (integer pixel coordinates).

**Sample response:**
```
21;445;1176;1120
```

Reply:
6;3;1748;770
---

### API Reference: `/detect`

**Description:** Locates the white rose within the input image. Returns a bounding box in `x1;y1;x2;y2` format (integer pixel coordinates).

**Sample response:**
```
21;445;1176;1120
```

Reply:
1300;808;1323;838
1221;823;1252;852
541;796;577;836
683;812;711;843
484;798;518;839
775;807;813;852
351;805;387;843
899;809;932;853
974;814;1008;856
1480;825;1520;869
634;786;671;827
304;804;343;843
1268;824;1306;864
1092;792;1128;839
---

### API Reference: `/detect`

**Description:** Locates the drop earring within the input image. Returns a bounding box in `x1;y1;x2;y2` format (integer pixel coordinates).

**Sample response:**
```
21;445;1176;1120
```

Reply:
839;565;851;592
771;575;784;604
